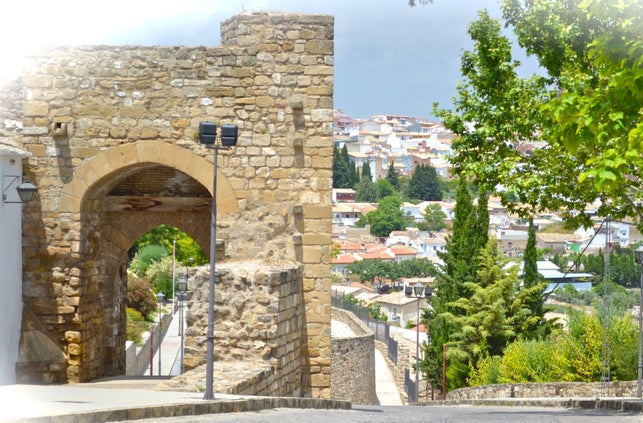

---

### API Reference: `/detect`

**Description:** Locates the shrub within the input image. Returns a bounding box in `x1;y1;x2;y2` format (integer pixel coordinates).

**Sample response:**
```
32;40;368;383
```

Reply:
126;272;157;320
130;244;169;276
468;355;501;386
145;256;173;300
126;307;149;344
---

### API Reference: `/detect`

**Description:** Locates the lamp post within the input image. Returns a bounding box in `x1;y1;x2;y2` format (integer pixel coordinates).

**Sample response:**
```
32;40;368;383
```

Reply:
198;121;238;400
406;281;432;403
177;271;188;375
156;292;165;376
635;246;643;398
172;240;176;313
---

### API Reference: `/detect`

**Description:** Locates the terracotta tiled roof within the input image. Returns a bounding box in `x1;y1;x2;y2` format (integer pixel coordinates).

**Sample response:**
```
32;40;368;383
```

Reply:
332;254;359;264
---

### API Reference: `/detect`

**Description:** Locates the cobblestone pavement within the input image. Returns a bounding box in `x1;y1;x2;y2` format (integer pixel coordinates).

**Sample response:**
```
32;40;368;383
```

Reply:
116;405;643;423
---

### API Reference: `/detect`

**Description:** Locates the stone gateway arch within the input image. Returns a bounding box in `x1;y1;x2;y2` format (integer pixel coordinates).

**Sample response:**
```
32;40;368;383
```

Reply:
7;13;334;398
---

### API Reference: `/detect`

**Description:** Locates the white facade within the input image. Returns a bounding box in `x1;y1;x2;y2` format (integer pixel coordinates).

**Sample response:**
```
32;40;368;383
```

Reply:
0;148;29;385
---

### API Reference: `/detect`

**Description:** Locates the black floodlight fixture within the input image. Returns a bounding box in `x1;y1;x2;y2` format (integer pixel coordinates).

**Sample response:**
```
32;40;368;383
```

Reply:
425;286;433;299
198;121;217;145
220;124;238;147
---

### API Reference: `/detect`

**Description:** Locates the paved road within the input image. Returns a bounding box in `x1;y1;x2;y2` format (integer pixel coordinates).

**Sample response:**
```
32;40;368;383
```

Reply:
116;405;642;423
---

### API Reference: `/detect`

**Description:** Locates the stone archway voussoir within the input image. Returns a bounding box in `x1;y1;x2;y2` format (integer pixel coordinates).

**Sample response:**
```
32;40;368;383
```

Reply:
59;142;239;214
135;141;164;166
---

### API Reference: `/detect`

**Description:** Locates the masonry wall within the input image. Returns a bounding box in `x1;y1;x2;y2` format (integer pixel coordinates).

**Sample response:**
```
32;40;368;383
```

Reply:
330;308;377;405
6;12;334;397
448;381;638;400
185;262;304;396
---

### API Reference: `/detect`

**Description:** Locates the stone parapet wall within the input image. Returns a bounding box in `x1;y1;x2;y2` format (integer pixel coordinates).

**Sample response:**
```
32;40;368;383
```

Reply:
125;312;172;376
448;381;638;400
330;308;377;405
185;261;304;397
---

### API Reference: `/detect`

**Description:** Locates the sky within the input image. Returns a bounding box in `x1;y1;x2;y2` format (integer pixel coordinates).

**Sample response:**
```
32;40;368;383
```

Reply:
1;0;541;120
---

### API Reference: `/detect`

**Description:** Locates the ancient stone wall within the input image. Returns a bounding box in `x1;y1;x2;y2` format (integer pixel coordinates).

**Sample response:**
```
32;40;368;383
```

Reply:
330;308;377;405
184;262;304;396
447;381;638;400
7;12;334;397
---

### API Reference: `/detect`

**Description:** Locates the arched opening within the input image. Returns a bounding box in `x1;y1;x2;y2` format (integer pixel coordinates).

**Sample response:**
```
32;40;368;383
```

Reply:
74;157;227;379
125;224;202;376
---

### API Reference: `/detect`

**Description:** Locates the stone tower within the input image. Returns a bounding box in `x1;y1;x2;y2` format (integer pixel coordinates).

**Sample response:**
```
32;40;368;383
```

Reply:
5;12;334;398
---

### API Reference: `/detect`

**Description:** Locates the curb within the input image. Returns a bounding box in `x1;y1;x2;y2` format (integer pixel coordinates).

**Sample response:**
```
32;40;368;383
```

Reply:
5;397;352;423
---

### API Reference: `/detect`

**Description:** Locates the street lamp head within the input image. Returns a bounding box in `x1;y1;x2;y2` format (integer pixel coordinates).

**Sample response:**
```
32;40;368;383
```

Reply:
636;246;643;265
198;121;217;145
156;292;165;303
220;124;238;146
177;279;188;293
16;181;38;202
405;285;412;297
198;122;239;147
413;282;424;297
178;270;188;293
425;286;433;298
3;176;38;204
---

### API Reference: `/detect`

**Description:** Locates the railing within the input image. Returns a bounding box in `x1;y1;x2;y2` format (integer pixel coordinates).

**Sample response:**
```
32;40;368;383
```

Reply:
404;368;416;403
386;324;398;364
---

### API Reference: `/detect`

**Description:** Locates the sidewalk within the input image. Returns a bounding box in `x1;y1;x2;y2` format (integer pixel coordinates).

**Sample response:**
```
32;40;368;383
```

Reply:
143;299;185;377
0;384;351;422
374;348;403;406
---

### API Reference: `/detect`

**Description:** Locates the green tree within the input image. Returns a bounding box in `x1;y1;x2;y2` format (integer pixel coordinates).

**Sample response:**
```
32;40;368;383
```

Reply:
416;203;447;233
355;177;378;202
347;259;391;285
332;144;354;189
376;179;396;200
472;190;489;268
386;161;401;191
445;238;518;388
361;161;372;182
361;196;409;237
438;1;643;231
397;258;437;279
436;176;479;303
435;9;547;220
523;218;539;288
424;176;485;393
407;164;442;201
129;224;206;265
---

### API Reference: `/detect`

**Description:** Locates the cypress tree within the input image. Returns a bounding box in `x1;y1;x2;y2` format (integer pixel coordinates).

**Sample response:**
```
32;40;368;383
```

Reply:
472;190;489;270
424;176;493;393
408;164;442;201
332;144;353;188
386;161;400;191
523;218;539;288
361;160;373;182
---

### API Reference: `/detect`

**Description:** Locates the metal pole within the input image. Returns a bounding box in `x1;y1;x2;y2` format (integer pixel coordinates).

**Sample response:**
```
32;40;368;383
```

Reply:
442;343;447;400
415;296;420;403
204;146;219;400
180;290;184;374
638;266;643;398
158;301;162;376
172;240;176;313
